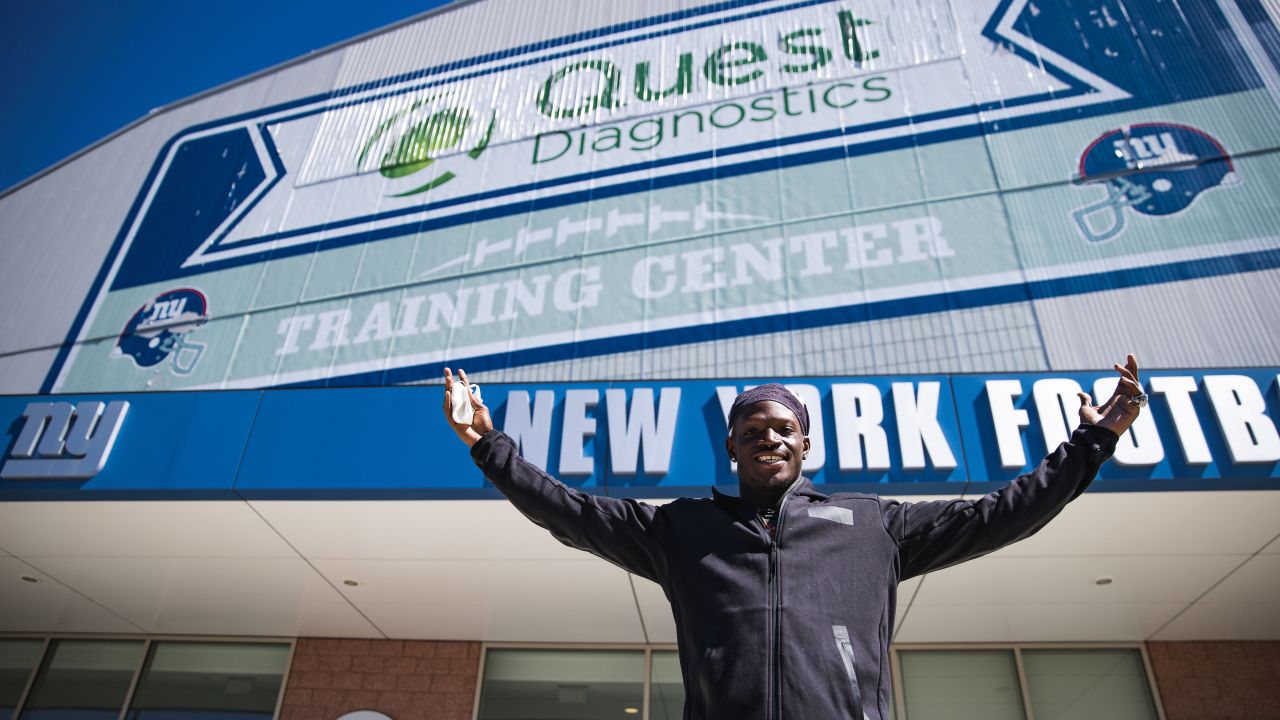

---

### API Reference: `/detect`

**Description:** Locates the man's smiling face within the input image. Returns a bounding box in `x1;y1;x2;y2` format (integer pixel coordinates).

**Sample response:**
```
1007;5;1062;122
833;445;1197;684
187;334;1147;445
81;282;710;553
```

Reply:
726;400;810;504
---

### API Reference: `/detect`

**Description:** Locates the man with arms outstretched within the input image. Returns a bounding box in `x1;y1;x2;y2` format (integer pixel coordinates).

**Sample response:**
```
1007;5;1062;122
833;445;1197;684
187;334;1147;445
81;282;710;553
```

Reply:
443;357;1145;720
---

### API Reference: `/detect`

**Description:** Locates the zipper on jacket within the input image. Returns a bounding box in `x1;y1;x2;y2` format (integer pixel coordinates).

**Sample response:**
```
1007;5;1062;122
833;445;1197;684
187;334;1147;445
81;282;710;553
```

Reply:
769;492;793;720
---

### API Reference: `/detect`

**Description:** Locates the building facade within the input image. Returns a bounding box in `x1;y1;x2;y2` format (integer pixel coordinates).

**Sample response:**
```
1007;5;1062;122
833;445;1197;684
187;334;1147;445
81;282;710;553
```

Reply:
2;0;1278;718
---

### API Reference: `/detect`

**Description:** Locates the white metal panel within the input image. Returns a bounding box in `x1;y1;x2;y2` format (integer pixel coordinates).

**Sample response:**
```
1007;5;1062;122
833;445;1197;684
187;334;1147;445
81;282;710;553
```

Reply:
893;602;1025;643
898;600;1189;643
911;554;1242;608
1150;552;1280;640
0;501;299;558
0;555;144;634
0;492;1275;641
999;602;1186;642
25;554;379;637
896;555;1240;643
985;491;1280;558
248;499;585;561
899;553;1245;641
314;556;647;642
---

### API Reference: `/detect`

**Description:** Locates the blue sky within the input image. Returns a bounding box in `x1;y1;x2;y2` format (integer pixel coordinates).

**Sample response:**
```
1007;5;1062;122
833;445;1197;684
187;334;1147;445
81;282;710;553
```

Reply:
0;0;453;193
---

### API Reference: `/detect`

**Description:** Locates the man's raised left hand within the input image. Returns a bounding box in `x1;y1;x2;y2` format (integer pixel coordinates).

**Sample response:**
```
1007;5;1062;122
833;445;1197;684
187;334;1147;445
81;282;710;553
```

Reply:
1077;353;1144;437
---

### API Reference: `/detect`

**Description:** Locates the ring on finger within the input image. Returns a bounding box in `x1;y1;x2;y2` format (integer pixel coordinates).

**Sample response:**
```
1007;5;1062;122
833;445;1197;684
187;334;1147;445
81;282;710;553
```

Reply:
1127;393;1148;408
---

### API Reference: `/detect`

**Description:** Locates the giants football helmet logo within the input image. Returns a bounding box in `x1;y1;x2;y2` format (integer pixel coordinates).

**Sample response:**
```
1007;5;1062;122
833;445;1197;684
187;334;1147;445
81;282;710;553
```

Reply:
114;288;210;375
1072;123;1239;243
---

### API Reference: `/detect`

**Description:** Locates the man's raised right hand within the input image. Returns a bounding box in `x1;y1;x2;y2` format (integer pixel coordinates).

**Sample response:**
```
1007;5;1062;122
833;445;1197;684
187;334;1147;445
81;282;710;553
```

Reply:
443;367;493;447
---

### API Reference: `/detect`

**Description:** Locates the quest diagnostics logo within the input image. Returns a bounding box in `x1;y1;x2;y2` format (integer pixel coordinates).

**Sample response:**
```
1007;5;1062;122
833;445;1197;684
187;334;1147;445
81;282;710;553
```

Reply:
529;9;890;166
356;94;496;197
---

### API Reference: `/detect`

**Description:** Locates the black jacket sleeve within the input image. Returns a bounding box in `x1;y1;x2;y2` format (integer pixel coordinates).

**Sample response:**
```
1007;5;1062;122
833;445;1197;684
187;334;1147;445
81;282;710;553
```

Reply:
882;424;1118;580
470;430;669;584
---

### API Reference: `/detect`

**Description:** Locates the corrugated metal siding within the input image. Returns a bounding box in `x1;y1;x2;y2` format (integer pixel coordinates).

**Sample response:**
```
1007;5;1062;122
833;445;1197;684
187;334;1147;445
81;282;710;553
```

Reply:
1;0;1277;393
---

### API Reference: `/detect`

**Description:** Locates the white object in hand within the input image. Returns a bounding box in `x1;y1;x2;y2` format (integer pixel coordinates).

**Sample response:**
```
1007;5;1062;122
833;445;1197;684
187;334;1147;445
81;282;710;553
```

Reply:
451;381;480;425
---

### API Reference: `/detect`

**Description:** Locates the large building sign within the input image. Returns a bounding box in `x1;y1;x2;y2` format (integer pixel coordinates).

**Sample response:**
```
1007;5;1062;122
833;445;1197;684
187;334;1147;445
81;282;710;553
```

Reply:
3;368;1276;500
41;0;1280;393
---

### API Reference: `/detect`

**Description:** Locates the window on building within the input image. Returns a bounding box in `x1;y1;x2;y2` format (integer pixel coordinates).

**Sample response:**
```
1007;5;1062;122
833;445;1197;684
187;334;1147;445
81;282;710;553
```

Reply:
0;639;45;718
898;649;1025;720
18;639;145;720
3;638;291;720
1021;648;1158;720
124;641;291;720
476;648;646;720
469;644;1163;720
648;650;684;720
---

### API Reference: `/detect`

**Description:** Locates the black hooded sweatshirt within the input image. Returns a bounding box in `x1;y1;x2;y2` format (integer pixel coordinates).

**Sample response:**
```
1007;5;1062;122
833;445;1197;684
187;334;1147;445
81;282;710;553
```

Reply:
470;424;1117;720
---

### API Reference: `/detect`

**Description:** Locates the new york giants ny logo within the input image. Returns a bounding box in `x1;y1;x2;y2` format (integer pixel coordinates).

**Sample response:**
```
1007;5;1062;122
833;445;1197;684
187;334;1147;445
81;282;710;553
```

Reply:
1;401;130;479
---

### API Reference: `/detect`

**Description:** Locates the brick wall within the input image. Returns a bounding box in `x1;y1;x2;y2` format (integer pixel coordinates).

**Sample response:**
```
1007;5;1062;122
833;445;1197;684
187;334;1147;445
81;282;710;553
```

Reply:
1147;641;1280;720
280;638;481;720
276;638;1280;719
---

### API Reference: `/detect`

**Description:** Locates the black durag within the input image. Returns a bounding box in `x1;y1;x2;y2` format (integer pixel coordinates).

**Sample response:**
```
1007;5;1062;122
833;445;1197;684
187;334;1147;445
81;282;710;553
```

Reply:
727;383;810;434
